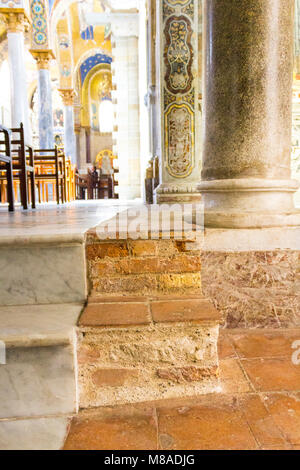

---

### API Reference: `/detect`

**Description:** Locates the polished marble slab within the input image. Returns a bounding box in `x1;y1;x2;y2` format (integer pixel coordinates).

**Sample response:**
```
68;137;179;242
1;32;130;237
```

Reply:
0;200;138;244
0;201;138;305
0;416;70;450
0;303;81;419
0;303;83;347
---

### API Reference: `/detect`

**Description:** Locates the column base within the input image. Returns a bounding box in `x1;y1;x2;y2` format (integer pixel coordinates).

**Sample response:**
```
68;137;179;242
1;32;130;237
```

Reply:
155;183;202;204
198;178;300;228
201;210;300;229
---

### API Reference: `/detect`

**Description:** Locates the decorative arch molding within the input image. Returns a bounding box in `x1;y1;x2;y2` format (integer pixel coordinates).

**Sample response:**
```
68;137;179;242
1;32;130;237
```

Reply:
80;52;112;85
73;47;112;82
80;62;111;127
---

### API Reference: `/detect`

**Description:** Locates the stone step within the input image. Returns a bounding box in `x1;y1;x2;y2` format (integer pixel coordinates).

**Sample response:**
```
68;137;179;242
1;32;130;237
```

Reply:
0;416;71;450
0;303;83;420
0;234;87;306
78;295;221;408
79;216;221;408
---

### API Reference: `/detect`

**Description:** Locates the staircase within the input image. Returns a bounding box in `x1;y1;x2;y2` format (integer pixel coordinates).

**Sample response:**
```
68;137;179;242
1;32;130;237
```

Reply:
0;233;86;450
0;206;221;448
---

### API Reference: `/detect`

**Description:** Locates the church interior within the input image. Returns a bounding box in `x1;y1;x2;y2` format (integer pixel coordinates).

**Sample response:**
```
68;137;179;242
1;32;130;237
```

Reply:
0;0;299;451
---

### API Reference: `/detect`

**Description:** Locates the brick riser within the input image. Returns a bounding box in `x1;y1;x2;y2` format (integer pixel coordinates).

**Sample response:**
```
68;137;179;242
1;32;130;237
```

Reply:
78;235;221;408
85;238;202;296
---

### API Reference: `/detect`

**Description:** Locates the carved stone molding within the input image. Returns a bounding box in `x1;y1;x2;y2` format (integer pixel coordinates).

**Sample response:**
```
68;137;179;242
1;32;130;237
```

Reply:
30;49;55;69
59;88;76;106
0;8;30;33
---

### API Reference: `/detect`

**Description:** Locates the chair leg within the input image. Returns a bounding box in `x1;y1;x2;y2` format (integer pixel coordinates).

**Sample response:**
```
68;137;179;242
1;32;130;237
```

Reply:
20;169;28;210
30;171;36;209
38;182;41;204
6;161;14;212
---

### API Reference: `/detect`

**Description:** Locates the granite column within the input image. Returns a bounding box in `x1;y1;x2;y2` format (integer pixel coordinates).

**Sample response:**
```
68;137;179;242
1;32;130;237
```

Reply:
198;0;300;227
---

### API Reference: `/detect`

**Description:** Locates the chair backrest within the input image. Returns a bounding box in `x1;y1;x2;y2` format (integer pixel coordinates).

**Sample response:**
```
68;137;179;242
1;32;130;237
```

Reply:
10;123;25;147
0;126;11;160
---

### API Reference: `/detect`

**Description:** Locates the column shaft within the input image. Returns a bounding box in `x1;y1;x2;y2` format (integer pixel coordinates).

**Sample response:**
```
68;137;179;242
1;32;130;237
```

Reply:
59;89;76;164
64;105;76;164
7;31;31;142
198;0;300;227
37;68;54;148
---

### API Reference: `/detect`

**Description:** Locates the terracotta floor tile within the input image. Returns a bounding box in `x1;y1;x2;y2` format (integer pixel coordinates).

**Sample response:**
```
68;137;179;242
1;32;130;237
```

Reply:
261;444;293;450
230;330;300;359
219;358;252;393
218;332;237;359
157;394;258;450
238;394;288;448
241;358;300;392
63;406;158;450
262;393;300;445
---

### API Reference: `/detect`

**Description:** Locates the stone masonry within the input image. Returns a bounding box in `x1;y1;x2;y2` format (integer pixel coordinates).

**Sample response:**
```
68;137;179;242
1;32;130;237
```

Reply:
77;225;221;408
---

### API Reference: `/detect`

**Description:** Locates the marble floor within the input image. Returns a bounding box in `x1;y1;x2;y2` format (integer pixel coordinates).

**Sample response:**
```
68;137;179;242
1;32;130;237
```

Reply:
0;200;140;243
64;329;300;451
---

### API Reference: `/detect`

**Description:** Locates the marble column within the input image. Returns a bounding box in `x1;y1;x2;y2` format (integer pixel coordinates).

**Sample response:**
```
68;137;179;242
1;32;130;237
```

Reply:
198;0;300;228
111;17;141;200
59;89;76;164
30;50;55;149
1;9;31;142
154;0;201;203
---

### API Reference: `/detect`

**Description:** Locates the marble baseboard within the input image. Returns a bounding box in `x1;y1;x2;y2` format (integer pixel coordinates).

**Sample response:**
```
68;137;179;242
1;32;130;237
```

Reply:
0;242;86;305
0;416;71;450
202;250;300;328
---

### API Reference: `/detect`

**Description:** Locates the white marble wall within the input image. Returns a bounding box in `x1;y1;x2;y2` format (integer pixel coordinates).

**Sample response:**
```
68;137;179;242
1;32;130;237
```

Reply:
112;35;141;200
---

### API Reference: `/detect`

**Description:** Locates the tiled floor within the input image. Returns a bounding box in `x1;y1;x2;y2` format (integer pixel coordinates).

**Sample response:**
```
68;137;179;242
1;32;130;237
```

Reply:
64;329;300;450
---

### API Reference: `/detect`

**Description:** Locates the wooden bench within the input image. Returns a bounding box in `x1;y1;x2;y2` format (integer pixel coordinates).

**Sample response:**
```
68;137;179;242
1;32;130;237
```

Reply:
0;125;14;212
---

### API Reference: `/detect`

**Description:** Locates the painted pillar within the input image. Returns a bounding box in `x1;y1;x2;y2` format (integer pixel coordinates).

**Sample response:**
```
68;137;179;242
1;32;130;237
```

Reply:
198;0;300;228
1;9;32;142
154;0;201;203
30;50;54;148
59;89;76;164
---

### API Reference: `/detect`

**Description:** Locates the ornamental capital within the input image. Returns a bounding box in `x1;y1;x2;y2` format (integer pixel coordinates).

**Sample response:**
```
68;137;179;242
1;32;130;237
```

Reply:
59;88;76;106
0;8;30;33
30;49;55;70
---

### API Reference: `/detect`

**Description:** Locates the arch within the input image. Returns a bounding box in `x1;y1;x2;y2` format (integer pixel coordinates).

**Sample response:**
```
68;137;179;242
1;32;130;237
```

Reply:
81;62;111;127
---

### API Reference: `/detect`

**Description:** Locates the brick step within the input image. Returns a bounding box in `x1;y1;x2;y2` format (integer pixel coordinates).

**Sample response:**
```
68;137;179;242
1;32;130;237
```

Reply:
85;238;202;296
78;295;221;408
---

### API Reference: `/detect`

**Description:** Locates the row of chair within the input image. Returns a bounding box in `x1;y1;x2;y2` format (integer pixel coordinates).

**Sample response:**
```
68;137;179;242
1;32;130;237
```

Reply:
0;123;75;211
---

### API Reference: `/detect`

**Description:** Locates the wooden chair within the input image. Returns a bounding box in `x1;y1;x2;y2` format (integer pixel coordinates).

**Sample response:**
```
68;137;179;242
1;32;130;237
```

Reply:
64;157;76;202
75;173;87;199
34;147;66;204
0;125;14;211
98;175;112;199
11;123;36;210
